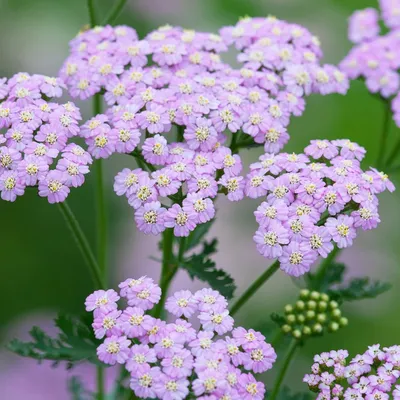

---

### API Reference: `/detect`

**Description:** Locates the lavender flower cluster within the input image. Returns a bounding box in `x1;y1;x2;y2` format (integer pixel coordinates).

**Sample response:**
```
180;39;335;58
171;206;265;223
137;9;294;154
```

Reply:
57;18;349;236
249;139;395;277
304;344;400;399
0;73;91;203
85;276;277;400
341;0;400;126
279;290;348;340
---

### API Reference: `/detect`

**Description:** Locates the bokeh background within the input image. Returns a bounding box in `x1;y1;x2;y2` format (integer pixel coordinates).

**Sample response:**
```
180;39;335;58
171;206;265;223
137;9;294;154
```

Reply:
0;0;399;398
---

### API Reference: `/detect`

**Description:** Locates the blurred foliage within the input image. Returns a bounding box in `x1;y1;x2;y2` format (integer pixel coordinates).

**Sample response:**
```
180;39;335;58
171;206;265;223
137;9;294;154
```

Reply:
0;0;399;395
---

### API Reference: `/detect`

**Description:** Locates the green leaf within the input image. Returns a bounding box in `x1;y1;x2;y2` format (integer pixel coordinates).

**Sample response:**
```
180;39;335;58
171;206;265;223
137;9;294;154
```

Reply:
185;220;214;252
318;262;346;292
270;312;286;327
8;313;100;368
277;386;312;400
68;376;93;400
182;239;236;299
329;278;391;302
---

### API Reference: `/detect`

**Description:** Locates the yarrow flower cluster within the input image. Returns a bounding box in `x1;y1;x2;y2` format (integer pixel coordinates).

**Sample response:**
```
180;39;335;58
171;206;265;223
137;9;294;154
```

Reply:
0;72;90;203
341;1;400;126
249;139;395;277
85;276;277;399
304;344;400;399
58;18;349;236
278;290;348;340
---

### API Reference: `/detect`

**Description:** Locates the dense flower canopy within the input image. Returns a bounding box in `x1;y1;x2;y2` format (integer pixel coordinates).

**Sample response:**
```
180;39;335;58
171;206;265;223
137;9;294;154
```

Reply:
304;344;400;399
0;73;90;203
248;139;394;277
86;276;277;400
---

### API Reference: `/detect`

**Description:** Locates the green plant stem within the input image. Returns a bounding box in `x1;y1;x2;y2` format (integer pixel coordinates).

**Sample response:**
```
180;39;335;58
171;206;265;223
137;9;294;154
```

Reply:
103;0;128;25
87;0;98;26
153;229;175;318
58;202;104;289
311;246;341;290
385;138;400;167
269;339;298;400
229;260;280;316
377;100;391;170
97;367;105;400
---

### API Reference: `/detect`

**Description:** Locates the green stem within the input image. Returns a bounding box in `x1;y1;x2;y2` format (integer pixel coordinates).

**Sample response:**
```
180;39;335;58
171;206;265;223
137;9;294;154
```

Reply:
58;202;104;289
385;138;400;167
153;229;175;318
229;260;280;316
377;100;391;170
103;0;128;25
311;246;341;290
87;0;98;26
96;367;105;400
269;340;298;400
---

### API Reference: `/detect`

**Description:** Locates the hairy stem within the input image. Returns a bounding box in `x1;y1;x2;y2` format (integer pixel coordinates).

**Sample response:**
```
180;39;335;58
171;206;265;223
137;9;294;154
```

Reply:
377;100;391;170
103;0;128;25
153;229;176;318
87;0;98;26
58;202;105;289
229;260;280;316
269;339;298;400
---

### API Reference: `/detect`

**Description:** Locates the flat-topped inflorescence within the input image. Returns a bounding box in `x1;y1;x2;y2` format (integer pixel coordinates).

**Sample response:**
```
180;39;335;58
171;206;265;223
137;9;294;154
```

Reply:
248;139;395;277
0;73;90;203
304;344;400;399
85;276;277;399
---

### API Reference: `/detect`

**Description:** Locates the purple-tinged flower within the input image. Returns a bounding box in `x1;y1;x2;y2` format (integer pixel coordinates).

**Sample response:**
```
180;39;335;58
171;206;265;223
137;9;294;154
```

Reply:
219;175;245;201
305;139;339;160
0;170;25;201
119;306;147;338
126;344;157;376
56;158;89;188
85;289;120;316
142;134;169;165
130;367;160;399
17;155;48;186
134;201;167;235
161;348;194;378
253;222;290;258
97;335;130;365
127;174;157;209
238;373;265;400
349;8;380;44
137;103;171;134
325;215;357;249
127;282;162;311
152;169;181;197
92;309;122;339
182;193;215;224
38;170;70;204
164;204;197;237
114;168;144;197
194;288;228;313
254;200;289;227
198;309;234;335
279;241;317;277
114;126;141;153
184;117;218;151
165;290;198;318
242;342;277;373
304;226;334;258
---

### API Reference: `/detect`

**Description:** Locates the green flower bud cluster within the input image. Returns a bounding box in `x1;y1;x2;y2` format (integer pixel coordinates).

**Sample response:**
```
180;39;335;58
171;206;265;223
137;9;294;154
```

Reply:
280;290;348;341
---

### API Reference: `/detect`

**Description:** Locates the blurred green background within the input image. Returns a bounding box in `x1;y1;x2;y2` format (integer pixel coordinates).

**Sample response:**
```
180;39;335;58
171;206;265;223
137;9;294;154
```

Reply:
0;0;399;396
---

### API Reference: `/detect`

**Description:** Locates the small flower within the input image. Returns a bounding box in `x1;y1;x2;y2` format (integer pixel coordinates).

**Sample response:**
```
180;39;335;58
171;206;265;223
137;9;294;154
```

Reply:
97;335;131;365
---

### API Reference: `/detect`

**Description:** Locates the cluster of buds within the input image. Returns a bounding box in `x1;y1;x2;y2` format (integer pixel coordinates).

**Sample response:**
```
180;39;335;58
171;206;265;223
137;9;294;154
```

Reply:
279;290;348;340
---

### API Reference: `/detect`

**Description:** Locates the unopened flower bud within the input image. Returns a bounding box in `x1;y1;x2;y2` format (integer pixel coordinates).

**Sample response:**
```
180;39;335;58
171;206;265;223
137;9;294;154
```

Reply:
318;301;327;311
329;300;339;309
317;313;327;323
306;310;316;320
303;326;312;335
331;308;342;318
300;289;310;299
296;300;305;310
329;321;340;332
293;329;302;339
297;314;305;323
310;291;320;300
307;300;317;310
339;317;348;326
313;323;323;333
320;293;330;302
284;304;293;314
282;324;292;333
287;314;296;324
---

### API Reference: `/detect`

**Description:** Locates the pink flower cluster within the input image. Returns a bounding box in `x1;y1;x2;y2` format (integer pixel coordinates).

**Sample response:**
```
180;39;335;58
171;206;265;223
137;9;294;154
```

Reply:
341;1;400;126
249;139;395;277
59;18;348;236
85;276;277;400
0;72;90;203
304;344;400;399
